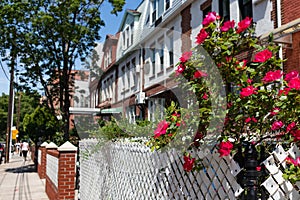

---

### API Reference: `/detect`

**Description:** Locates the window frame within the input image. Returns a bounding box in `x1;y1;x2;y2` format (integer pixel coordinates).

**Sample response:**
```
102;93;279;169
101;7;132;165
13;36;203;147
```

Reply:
219;0;230;21
239;0;253;19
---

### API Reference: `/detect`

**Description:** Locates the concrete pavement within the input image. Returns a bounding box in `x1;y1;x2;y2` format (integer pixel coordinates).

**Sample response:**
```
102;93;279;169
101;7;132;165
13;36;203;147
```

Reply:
0;153;49;200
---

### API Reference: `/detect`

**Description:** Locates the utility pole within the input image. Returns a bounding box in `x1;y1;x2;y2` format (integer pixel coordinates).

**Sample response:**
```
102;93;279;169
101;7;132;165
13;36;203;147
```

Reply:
16;92;21;132
5;51;16;163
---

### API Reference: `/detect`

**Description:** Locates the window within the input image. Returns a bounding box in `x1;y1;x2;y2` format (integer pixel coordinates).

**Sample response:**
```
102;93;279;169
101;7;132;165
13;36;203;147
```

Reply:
219;0;230;21
126;27;129;47
126;106;136;124
104;49;111;67
165;0;170;10
239;0;252;19
168;34;174;66
152;0;157;23
121;67;125;88
202;6;211;20
201;0;212;20
109;76;113;100
159;41;164;72
148;98;165;121
80;95;84;107
152;0;167;23
126;63;130;88
130;22;134;45
157;0;164;17
122;33;125;47
132;59;137;87
150;45;156;75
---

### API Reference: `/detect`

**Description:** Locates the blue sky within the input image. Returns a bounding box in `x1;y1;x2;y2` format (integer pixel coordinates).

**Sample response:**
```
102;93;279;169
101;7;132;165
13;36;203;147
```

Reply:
0;1;142;95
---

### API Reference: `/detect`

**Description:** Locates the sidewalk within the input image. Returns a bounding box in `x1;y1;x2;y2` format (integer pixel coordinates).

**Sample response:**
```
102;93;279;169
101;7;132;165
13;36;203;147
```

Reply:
0;153;49;200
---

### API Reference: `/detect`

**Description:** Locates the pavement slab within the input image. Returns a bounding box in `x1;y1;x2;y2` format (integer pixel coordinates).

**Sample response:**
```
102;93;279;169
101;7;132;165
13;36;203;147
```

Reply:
0;153;49;200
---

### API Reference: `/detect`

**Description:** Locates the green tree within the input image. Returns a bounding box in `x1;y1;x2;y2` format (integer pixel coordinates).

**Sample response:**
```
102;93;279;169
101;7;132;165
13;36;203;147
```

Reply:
0;0;126;141
22;106;61;145
0;93;9;141
0;91;40;141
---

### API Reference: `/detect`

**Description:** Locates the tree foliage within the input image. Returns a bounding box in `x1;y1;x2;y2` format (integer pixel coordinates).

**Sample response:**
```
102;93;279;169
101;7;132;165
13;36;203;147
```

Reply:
22;106;62;145
0;91;40;141
0;0;125;141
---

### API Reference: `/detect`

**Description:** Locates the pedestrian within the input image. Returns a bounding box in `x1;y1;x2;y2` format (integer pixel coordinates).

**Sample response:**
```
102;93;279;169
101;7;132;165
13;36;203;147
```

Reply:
21;140;29;161
15;142;21;154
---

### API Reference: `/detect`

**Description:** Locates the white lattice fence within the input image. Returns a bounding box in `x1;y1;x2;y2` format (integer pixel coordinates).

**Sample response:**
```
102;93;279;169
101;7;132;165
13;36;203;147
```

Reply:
262;144;300;199
79;139;244;199
79;139;300;200
46;154;59;188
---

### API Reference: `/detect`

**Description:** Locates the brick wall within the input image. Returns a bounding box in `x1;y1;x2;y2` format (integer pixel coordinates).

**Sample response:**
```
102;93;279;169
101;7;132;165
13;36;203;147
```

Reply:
57;152;77;199
281;0;300;25
281;0;300;73
38;145;47;179
284;31;300;72
45;142;77;200
181;4;192;53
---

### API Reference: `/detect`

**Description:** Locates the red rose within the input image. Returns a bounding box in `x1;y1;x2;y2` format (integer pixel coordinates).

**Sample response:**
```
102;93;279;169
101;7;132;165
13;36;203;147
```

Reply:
278;87;291;96
285;70;299;82
180;51;192;63
218;141;234;157
285;157;300;166
171;111;180;118
253;49;273;63
291;129;300;141
236;17;252;33
270;108;280;116
202;93;208;100
196;29;209;44
251;117;258;123
154;120;169;138
271;121;284;131
221;20;235;32
286;157;297;165
240;85;257;98
256;166;262;171
245;117;251;123
288;77;300;90
286;122;296;132
175;64;186;76
262;70;282;83
202;12;217;26
183;154;195;172
193;70;208;79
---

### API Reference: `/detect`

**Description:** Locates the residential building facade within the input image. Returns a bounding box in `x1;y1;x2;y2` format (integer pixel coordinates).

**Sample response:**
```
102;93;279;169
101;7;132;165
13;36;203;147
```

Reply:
93;0;300;122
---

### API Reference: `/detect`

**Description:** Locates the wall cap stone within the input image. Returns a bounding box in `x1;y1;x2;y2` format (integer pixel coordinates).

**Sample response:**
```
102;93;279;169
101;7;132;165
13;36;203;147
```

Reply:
58;141;77;152
46;142;58;149
40;142;49;147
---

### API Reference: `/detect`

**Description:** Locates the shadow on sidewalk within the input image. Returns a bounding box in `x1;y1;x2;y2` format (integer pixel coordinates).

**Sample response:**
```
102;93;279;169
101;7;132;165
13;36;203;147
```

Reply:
5;164;36;173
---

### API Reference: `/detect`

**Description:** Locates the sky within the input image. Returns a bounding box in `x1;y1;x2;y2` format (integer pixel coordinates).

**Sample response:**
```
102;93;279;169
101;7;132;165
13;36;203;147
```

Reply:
0;0;142;95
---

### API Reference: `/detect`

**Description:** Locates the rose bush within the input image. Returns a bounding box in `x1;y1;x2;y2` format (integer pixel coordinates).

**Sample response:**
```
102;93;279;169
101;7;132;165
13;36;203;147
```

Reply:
147;12;300;182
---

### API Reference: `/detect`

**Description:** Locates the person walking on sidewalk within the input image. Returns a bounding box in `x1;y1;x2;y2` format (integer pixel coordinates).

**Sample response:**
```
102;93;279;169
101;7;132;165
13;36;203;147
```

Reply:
21;140;29;161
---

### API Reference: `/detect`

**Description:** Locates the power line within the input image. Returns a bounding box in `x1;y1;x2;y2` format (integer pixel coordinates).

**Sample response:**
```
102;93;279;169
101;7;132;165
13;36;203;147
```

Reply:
0;59;9;80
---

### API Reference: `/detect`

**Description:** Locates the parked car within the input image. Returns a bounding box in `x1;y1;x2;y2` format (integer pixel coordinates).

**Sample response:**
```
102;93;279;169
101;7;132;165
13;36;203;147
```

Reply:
0;143;5;164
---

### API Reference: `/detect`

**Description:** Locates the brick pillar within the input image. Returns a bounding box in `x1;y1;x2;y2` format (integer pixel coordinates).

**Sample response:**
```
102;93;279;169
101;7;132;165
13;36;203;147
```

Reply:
38;142;48;179
57;141;77;200
45;142;59;200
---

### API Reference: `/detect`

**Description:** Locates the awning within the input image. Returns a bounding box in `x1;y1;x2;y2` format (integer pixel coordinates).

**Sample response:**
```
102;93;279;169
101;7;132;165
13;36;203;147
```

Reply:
101;107;123;114
69;107;101;115
260;18;300;45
